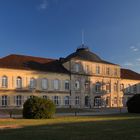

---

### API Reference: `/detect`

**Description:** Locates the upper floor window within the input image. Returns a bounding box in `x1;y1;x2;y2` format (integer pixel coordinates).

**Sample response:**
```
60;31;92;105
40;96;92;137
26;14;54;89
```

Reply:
85;65;89;73
106;67;110;75
2;76;8;88
16;77;22;89
133;84;137;93
114;83;118;92
106;83;111;93
96;66;100;74
53;79;59;90
41;78;48;90
114;68;118;76
29;78;36;89
85;81;90;90
75;80;80;90
127;84;131;93
120;84;124;91
75;63;80;72
65;80;70;90
95;82;101;93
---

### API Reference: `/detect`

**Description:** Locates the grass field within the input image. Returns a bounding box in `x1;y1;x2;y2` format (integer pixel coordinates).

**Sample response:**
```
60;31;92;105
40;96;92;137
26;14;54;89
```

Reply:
0;114;140;140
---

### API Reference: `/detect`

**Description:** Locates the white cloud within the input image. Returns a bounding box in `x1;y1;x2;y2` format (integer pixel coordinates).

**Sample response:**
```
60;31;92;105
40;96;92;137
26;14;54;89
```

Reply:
39;0;48;10
136;58;140;61
130;45;139;52
124;62;134;66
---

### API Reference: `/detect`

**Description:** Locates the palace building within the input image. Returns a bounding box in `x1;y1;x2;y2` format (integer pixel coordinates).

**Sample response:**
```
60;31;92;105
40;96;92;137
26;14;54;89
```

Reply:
0;45;140;108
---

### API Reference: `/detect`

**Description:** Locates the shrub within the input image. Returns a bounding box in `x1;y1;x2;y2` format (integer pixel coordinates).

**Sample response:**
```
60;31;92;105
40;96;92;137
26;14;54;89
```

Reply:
127;94;140;113
23;96;56;119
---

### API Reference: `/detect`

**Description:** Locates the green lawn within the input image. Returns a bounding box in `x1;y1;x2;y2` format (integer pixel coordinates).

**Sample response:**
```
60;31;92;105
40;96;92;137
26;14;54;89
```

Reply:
0;114;140;140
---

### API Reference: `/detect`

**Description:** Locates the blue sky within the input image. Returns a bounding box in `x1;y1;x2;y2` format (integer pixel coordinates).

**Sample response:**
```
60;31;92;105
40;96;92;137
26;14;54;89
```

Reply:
0;0;140;72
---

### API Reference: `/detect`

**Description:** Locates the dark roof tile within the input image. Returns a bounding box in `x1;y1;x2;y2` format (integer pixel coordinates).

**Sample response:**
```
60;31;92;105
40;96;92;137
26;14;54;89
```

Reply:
0;54;69;74
121;68;140;80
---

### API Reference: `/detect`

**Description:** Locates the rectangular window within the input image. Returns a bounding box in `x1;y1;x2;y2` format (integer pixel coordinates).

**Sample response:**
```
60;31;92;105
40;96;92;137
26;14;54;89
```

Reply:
65;81;69;90
54;80;59;90
54;96;59;105
75;96;80;105
106;67;110;75
114;68;117;76
16;96;22;106
96;66;100;74
2;96;8;106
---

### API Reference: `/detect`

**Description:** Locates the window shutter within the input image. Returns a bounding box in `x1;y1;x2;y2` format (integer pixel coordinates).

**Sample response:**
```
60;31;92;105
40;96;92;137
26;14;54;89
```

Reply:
8;96;10;106
14;96;16;105
59;96;61;105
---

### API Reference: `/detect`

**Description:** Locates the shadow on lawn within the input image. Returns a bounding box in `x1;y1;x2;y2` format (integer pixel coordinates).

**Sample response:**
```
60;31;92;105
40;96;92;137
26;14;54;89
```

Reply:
0;115;140;140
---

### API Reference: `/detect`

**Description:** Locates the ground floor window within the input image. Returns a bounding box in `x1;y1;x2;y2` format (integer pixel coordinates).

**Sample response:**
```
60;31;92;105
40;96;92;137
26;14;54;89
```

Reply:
2;95;8;106
54;96;59;105
16;95;22;106
85;96;89;107
43;95;48;99
64;96;69;105
94;97;101;107
75;96;80;105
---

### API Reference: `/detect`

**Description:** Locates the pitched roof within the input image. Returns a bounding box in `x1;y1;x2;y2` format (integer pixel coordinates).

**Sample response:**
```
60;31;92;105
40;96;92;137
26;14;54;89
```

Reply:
0;54;69;74
121;68;140;80
64;46;118;65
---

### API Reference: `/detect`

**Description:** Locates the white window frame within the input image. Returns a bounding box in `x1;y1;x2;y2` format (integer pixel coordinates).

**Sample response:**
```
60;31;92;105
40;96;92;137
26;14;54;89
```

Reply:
29;78;36;89
16;77;22;89
2;76;8;88
65;80;69;90
41;78;48;90
95;82;101;93
2;95;8;106
53;79;59;90
75;80;80;90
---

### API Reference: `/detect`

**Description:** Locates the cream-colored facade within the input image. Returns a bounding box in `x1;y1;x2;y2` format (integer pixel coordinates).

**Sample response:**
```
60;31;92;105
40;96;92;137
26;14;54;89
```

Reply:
0;47;140;108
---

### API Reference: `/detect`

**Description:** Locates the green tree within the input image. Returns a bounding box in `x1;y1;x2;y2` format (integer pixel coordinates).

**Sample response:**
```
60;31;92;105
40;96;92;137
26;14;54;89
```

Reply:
23;96;56;119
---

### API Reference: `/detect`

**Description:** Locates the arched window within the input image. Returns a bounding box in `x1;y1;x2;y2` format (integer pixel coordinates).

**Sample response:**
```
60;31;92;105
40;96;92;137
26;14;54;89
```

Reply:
75;80;80;90
16;77;22;88
64;96;69;105
95;82;101;93
2;76;8;88
75;63;80;72
41;78;48;90
29;78;36;89
65;80;69;90
106;83;110;93
120;84;124;91
53;79;59;90
133;84;137;93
